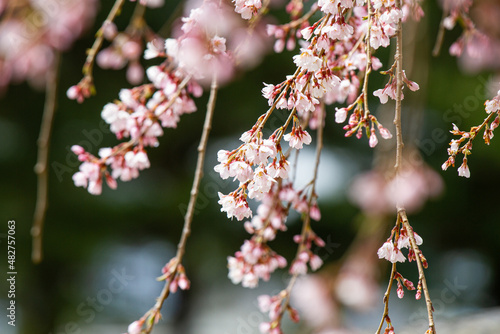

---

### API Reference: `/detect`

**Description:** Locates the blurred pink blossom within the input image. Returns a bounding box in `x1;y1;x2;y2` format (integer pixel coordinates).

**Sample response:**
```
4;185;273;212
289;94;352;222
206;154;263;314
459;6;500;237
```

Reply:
349;164;443;215
0;0;97;91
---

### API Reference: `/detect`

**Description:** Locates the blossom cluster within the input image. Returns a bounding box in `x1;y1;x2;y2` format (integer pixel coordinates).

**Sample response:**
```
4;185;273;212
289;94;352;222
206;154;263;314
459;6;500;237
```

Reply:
71;0;273;194
71;66;200;194
69;0;271;102
95;21;156;86
217;123;319;288
261;0;424;147
257;292;300;334
442;90;500;178
215;124;309;221
394;271;416;299
439;0;482;58
377;224;423;264
158;258;191;292
224;190;287;288
0;0;97;91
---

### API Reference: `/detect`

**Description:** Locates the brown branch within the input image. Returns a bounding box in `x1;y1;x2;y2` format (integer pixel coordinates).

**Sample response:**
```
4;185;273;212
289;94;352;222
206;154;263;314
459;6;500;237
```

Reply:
375;262;397;334
311;103;324;188
82;0;127;79
362;0;373;118
143;75;218;334
393;0;404;200
432;10;448;57
31;51;60;264
392;2;436;333
400;210;436;333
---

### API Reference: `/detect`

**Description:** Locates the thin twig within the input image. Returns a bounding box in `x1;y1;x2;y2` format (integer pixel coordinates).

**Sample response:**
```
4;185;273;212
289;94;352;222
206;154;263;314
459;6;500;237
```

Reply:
393;0;404;194
143;76;218;334
362;0;373;117
275;103;325;328
311;103;324;187
392;2;436;333
82;0;126;78
31;52;60;264
375;262;397;334
432;10;448;57
400;210;436;333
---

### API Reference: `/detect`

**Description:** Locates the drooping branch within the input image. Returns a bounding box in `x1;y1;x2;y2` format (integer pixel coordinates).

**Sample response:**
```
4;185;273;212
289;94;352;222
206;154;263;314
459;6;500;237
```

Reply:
362;0;373;117
390;2;436;333
82;0;127;79
393;0;404;186
142;75;218;334
400;210;436;333
375;262;397;334
31;51;61;264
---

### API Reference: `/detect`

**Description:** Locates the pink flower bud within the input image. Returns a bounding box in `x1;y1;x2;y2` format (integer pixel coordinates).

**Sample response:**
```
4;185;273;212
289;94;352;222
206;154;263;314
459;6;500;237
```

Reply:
71;145;85;155
397;282;404;299
122;40;142;60
126;62;144;85
309;204;321;221
105;173;117;189
309;254;323;271
169;278;178;293
178;274;190;290
378;125;393;139
102;22;118;40
67;85;80;100
369;130;378;148
127;320;143;334
259;321;271;333
258;295;272;312
335;107;347;123
288;306;300;322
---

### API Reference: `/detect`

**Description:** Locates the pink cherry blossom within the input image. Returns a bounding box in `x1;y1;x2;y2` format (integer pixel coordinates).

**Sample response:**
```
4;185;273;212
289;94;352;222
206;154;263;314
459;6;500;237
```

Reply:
377;241;406;263
457;160;471;178
284;127;312;149
218;192;252;221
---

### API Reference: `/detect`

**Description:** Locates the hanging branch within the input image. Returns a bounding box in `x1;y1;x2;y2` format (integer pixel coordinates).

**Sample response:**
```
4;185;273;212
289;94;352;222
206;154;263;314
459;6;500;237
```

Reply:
69;0;127;100
393;0;404;181
263;103;326;331
400;210;436;333
140;75;218;334
391;1;436;333
375;262;397;334
31;51;61;264
432;9;447;57
83;0;127;79
362;0;373;117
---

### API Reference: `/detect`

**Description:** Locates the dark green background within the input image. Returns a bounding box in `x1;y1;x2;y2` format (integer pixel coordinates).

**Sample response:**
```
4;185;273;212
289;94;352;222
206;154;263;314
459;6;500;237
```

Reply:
1;1;499;333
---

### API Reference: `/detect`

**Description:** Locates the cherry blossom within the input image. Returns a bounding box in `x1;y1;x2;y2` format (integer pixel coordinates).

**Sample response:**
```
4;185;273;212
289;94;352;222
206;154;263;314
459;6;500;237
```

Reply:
218;192;252;221
377;241;406;263
227;239;286;288
284;126;312;149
